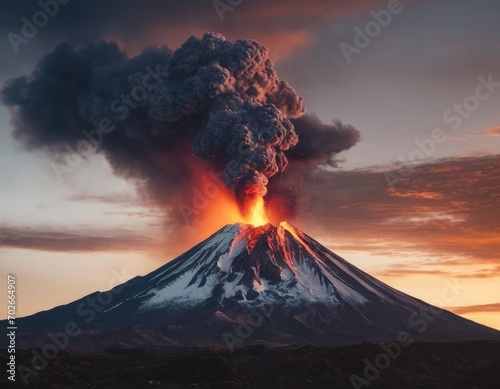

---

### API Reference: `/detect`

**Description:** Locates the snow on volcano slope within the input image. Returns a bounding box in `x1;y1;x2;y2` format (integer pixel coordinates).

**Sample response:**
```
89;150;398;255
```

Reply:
134;222;373;313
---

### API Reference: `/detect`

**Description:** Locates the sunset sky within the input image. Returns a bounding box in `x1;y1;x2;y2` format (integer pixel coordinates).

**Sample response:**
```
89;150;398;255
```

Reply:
0;0;499;330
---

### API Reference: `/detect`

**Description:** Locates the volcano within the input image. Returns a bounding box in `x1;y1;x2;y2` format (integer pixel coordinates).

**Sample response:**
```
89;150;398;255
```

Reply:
8;223;500;351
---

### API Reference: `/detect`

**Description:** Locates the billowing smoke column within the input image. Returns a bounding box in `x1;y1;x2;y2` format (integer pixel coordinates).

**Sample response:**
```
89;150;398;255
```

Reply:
146;33;304;214
1;32;359;222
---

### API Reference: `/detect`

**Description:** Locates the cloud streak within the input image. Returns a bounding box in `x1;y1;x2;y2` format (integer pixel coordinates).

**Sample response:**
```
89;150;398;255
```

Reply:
481;126;500;136
0;225;158;252
374;263;500;279
448;303;500;315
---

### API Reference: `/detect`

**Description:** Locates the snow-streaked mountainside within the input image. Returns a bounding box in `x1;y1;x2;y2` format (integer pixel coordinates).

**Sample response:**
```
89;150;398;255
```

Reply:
6;223;500;350
136;222;369;313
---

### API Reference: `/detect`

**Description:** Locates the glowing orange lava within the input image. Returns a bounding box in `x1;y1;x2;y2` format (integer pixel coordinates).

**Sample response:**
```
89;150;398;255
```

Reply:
183;160;270;232
198;192;270;229
244;196;270;226
171;156;276;253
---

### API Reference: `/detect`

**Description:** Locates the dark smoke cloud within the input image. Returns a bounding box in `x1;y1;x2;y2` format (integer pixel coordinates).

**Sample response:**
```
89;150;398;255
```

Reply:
1;40;184;203
263;114;360;219
1;32;359;220
145;33;305;209
289;114;360;165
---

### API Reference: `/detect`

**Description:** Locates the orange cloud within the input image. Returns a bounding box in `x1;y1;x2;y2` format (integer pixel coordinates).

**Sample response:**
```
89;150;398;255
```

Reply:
387;189;445;199
102;0;383;61
427;165;461;173
481;126;500;136
448;303;500;315
375;268;448;277
374;263;500;279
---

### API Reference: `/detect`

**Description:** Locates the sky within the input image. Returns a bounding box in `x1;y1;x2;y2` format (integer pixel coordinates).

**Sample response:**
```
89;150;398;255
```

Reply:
0;0;499;330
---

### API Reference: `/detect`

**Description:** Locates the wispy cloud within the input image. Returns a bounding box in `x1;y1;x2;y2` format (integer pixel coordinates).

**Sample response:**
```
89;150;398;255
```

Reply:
448;303;500;315
375;268;448;277
374;263;500;279
0;225;159;252
65;192;140;205
384;212;465;225
387;190;445;200
480;126;500;136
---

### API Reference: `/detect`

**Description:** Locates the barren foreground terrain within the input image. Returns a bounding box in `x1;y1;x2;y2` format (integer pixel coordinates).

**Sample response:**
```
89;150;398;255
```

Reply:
2;341;499;388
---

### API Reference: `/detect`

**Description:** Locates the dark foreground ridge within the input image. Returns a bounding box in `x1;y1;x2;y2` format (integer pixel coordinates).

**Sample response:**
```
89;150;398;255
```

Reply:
2;341;499;388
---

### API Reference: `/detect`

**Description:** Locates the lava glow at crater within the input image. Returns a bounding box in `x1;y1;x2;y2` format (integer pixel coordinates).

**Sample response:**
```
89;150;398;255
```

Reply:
243;196;270;227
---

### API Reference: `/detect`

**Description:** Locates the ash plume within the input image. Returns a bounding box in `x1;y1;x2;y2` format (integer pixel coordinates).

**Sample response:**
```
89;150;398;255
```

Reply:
1;32;359;223
266;114;361;218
